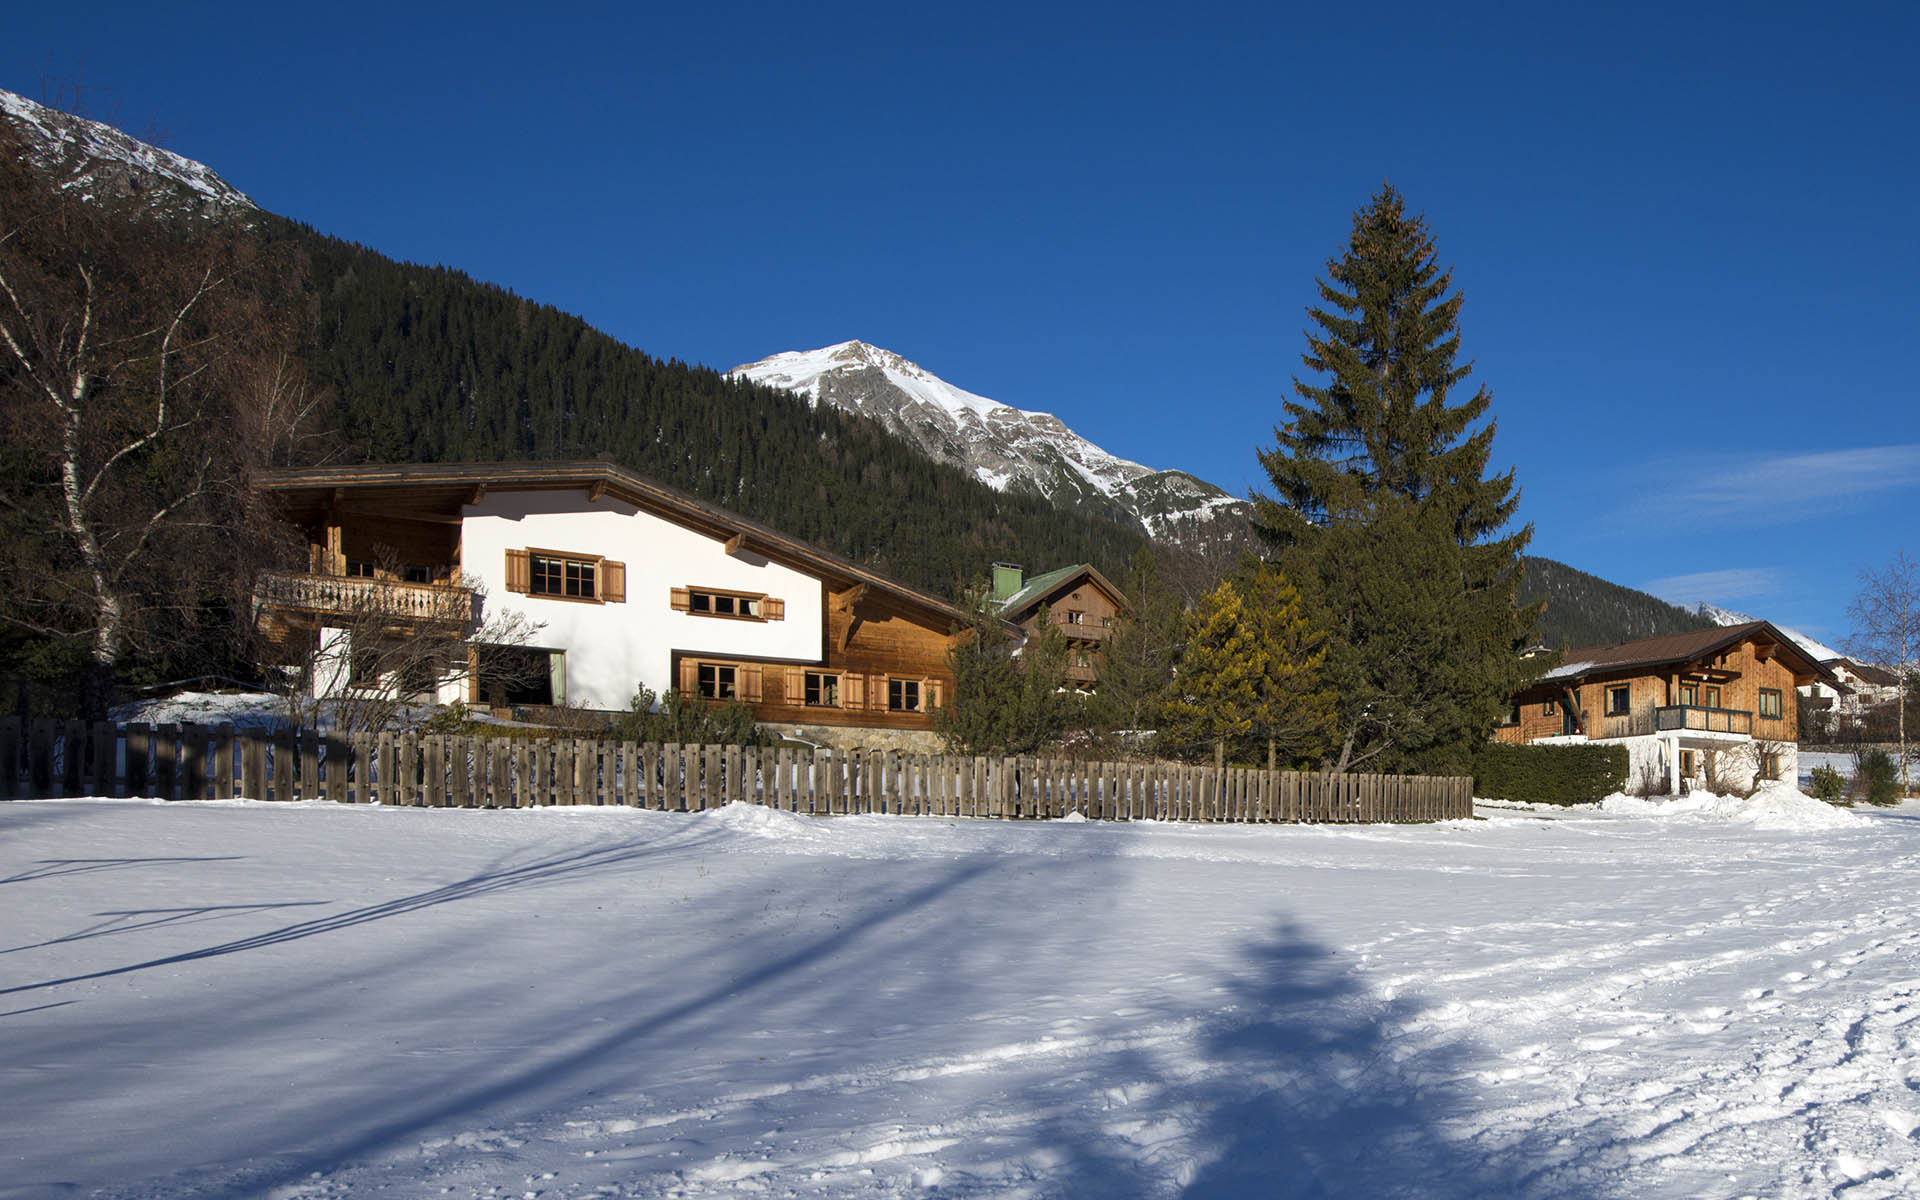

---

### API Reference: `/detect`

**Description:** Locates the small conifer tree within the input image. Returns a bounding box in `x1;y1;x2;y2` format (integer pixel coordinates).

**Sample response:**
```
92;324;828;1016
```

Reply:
1159;566;1334;766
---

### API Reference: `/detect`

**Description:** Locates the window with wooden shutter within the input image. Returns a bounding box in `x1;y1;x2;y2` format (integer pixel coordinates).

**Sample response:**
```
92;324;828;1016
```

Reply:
741;665;764;703
679;587;776;622
505;549;531;593
844;673;865;711
601;560;626;603
678;658;697;695
764;598;785;621
928;680;943;711
784;668;804;703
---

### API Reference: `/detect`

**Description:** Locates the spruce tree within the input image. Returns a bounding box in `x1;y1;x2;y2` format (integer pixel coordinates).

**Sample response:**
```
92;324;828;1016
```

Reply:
1254;185;1542;774
1158;566;1334;766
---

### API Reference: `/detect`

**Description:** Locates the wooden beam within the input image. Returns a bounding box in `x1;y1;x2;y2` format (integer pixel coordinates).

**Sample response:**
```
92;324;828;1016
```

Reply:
468;484;487;505
588;479;606;502
724;532;748;557
836;583;868;612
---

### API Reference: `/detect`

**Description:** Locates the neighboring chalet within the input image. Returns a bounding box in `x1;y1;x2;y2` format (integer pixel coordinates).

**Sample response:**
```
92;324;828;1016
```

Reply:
991;563;1130;689
255;462;994;747
1497;622;1839;794
1801;656;1900;735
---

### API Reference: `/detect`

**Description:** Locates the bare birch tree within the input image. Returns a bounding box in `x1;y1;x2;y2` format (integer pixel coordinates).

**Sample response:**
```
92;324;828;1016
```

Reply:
1850;550;1918;796
0;127;305;714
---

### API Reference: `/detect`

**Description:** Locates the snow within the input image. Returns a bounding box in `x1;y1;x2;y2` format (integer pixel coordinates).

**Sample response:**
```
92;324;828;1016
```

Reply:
1693;602;1845;664
729;341;1157;501
6;796;1920;1198
0;88;253;213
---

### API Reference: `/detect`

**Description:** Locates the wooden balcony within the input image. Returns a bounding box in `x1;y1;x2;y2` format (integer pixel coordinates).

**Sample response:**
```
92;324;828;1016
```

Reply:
1654;705;1753;735
256;571;475;626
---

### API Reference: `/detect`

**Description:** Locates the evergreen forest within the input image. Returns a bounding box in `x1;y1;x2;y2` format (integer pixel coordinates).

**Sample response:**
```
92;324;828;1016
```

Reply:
270;221;1147;596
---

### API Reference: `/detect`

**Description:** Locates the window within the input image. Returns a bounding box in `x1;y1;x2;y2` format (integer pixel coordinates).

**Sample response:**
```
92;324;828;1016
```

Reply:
697;663;737;700
804;671;840;707
1544;698;1557;716
1703;685;1722;710
1759;751;1781;780
345;559;376;579
1680;683;1698;707
1605;685;1630;717
889;678;922;712
403;564;432;585
1064;610;1084;625
1758;688;1782;719
1680;749;1698;778
671;587;783;621
1501;702;1520;727
532;553;595;599
505;549;625;604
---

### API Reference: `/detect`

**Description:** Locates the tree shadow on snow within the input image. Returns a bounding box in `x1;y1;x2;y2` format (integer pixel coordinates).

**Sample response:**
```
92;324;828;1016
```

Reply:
1014;920;1600;1200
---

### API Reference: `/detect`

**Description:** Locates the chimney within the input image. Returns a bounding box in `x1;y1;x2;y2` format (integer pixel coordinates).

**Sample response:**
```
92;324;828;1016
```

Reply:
990;562;1024;603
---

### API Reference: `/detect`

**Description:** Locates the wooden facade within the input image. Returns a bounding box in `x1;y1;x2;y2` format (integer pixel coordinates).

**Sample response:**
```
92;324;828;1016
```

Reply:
995;565;1130;686
1497;623;1816;746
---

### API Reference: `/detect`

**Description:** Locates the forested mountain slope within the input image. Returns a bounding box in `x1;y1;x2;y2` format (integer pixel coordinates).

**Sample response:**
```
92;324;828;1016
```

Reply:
1519;556;1714;650
275;223;1147;595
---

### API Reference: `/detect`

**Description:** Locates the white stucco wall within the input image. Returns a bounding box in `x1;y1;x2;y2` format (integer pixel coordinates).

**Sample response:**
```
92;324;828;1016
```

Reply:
460;490;825;709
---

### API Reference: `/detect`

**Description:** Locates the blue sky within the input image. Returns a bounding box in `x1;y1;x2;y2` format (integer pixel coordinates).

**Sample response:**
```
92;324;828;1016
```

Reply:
8;2;1915;648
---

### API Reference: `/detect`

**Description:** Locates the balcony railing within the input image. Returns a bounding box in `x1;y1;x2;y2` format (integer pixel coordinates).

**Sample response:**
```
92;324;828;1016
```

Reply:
256;571;475;625
1654;705;1753;735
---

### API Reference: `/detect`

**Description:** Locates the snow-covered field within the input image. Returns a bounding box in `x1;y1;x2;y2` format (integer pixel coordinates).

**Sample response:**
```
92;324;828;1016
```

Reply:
5;793;1919;1199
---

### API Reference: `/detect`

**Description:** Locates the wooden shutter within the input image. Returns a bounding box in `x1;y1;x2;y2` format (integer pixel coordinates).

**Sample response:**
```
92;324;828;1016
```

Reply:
505;549;530;593
741;665;764;703
845;673;865;711
670;586;691;612
784;668;803;703
678;658;698;696
601;560;626;603
870;675;888;712
927;680;943;711
764;597;785;621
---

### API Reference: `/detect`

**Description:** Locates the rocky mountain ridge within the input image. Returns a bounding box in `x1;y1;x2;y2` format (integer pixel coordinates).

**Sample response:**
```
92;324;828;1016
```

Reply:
730;340;1251;548
0;87;253;219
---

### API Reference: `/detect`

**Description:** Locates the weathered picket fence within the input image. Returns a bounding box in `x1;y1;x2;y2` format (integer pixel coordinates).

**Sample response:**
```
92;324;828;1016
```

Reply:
0;719;1473;823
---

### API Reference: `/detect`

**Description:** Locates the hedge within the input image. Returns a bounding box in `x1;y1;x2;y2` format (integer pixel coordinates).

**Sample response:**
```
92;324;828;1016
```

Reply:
1473;741;1629;806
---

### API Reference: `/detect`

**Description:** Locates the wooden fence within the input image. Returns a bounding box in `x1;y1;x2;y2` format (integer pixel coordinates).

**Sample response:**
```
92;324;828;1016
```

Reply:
0;719;1473;824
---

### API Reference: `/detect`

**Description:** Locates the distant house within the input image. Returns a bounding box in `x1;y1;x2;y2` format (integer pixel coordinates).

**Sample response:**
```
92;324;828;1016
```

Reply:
1800;656;1895;733
255;462;989;745
1496;622;1839;794
991;563;1131;689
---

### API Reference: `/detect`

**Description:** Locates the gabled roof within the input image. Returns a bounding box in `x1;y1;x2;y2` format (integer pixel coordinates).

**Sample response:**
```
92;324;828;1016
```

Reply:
1540;621;1837;685
995;563;1130;621
256;460;983;629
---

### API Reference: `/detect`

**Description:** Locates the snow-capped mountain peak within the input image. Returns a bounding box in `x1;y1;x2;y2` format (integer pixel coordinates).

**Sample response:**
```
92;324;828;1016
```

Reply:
729;341;1249;545
1692;602;1843;663
1;88;253;219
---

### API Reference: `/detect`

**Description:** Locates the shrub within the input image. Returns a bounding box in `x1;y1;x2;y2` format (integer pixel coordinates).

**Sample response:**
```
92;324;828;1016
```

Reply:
1807;763;1848;805
610;686;770;748
1473;741;1628;806
1852;749;1900;807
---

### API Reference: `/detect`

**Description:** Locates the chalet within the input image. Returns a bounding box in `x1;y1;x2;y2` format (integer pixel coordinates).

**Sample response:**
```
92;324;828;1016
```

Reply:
991;563;1130;688
1800;656;1897;735
255;462;994;746
1496;622;1838;794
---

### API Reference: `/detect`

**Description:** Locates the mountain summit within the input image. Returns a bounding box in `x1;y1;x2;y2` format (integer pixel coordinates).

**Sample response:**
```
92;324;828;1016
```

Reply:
730;341;1249;547
0;88;253;219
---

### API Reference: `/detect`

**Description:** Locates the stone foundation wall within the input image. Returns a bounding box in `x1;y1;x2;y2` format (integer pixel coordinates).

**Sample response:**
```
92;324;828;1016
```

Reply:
772;722;947;755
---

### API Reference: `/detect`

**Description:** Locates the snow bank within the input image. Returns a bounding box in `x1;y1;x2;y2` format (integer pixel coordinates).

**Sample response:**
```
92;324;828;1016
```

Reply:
1600;780;1859;830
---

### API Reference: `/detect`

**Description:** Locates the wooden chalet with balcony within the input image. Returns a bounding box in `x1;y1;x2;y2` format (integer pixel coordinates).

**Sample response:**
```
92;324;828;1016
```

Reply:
1496;621;1839;793
991;563;1131;689
255;462;999;744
